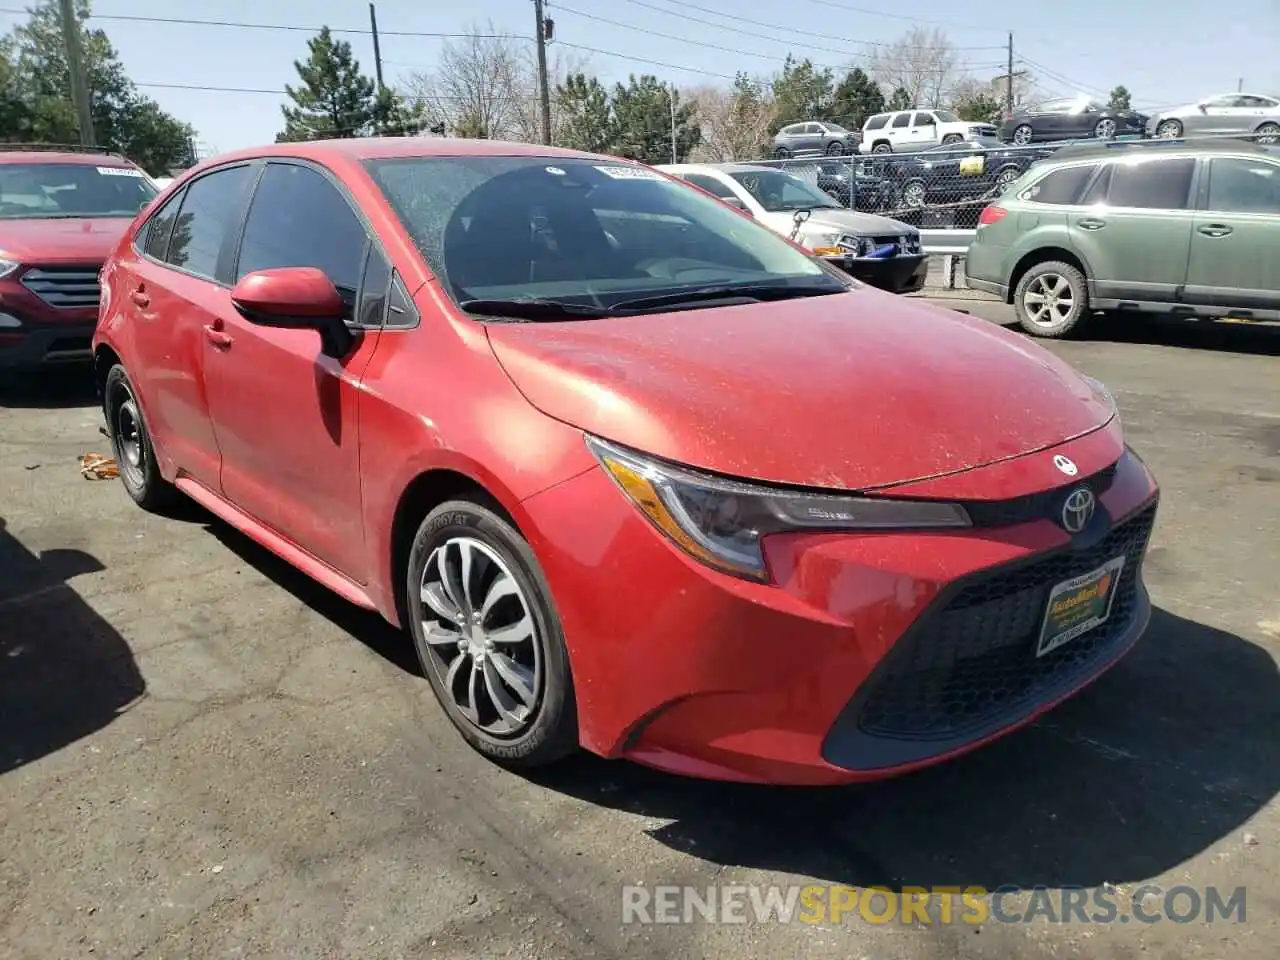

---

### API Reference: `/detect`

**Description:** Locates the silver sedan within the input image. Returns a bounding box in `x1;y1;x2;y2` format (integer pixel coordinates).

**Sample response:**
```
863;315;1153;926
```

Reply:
1147;93;1280;142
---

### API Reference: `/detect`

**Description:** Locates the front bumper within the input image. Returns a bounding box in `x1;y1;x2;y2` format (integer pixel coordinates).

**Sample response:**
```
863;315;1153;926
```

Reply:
0;323;96;369
518;420;1159;785
826;252;928;294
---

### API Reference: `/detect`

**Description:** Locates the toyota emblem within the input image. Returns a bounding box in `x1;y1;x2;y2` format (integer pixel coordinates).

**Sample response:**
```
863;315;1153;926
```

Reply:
1061;487;1096;534
1053;454;1078;476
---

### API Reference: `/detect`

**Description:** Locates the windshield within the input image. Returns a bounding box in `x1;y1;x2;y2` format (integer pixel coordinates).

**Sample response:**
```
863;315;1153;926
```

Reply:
0;162;157;219
727;170;841;212
365;156;843;311
933;110;959;123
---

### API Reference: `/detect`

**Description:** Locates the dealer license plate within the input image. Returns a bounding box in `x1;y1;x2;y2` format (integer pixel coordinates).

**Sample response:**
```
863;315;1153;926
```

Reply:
1036;556;1126;657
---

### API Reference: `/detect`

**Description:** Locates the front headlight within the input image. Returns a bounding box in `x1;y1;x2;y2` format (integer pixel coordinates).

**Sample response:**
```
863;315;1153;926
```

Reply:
806;229;845;256
0;258;21;280
587;436;971;582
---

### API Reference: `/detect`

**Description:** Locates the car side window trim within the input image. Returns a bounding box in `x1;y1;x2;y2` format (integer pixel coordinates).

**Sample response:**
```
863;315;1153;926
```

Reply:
132;184;188;262
228;156;405;330
134;160;261;287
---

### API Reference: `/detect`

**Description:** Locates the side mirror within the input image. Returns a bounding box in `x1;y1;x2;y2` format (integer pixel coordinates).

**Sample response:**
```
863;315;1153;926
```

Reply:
1197;103;1209;113
722;195;754;217
231;267;355;358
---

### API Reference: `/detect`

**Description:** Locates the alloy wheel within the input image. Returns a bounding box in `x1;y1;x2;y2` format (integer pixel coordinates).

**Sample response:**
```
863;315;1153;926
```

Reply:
1021;273;1075;329
996;168;1019;191
1095;118;1117;138
418;536;543;737
903;182;926;207
1013;125;1032;145
1157;119;1182;139
1256;123;1279;144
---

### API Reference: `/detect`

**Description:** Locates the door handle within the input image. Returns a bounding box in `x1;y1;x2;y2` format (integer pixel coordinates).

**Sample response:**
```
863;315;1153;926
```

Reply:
203;324;233;348
130;288;150;307
1077;218;1106;230
1198;223;1233;238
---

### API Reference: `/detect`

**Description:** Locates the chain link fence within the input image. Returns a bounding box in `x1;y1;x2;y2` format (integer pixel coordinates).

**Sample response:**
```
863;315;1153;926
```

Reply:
750;133;1278;230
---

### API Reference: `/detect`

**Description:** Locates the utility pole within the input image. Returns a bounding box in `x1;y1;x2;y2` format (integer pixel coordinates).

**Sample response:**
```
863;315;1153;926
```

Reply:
369;3;385;91
58;0;94;146
1237;77;1244;92
533;0;552;145
669;83;678;163
1005;32;1014;114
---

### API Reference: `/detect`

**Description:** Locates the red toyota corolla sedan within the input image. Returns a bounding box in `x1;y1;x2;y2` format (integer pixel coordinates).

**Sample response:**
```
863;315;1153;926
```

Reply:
92;138;1159;786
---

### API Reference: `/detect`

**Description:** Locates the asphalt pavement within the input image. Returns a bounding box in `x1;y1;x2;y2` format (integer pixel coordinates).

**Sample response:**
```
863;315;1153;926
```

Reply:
1;303;1277;959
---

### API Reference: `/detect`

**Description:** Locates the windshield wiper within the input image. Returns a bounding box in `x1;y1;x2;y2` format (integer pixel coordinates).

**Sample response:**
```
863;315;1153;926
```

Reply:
609;282;843;313
458;297;611;321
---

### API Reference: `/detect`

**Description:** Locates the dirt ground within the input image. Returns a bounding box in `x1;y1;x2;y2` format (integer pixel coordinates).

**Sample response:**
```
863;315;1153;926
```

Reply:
2;305;1277;959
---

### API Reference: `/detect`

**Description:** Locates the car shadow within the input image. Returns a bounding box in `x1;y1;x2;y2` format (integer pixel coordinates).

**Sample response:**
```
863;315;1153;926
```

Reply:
0;366;98;409
200;517;421;678
524;606;1278;891
0;516;145;774
1087;313;1280;357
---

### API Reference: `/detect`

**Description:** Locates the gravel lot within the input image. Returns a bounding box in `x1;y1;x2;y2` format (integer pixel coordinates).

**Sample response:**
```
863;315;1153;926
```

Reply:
2;304;1277;960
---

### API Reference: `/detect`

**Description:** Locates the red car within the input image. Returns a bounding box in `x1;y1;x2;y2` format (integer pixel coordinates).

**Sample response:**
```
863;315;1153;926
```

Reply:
0;146;158;369
93;139;1159;786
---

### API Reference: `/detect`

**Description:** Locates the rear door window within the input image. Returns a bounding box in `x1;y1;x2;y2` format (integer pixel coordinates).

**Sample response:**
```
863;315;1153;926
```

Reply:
1022;163;1098;204
1205;157;1280;214
1106;157;1195;210
165;164;255;280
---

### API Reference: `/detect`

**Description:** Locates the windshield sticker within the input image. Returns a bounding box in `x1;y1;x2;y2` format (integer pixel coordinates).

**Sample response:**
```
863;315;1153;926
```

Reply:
545;166;566;175
98;166;144;177
595;165;665;181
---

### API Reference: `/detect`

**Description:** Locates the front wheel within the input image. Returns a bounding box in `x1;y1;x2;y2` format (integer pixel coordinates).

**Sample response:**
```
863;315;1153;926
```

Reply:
1012;124;1033;145
1255;122;1280;144
103;363;178;512
1156;118;1182;139
825;141;845;156
1094;118;1117;138
1014;261;1089;338
406;499;578;768
774;147;790;159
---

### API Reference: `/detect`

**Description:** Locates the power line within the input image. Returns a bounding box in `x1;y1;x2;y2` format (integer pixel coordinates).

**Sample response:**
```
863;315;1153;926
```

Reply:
789;0;1006;33
618;0;1005;52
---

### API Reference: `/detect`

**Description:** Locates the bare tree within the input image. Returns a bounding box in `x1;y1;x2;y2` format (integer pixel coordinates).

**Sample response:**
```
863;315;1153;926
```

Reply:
402;24;528;139
868;26;959;109
688;76;777;161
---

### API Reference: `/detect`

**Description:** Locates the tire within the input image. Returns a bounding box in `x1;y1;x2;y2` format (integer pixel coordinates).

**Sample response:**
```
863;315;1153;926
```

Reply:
1255;122;1279;144
406;499;578;768
941;133;963;145
1156;118;1182;139
102;363;178;512
1012;124;1033;145
825;141;845;156
901;180;927;208
1094;118;1117;139
774;147;790;159
1013;261;1089;338
995;165;1021;192
871;141;892;154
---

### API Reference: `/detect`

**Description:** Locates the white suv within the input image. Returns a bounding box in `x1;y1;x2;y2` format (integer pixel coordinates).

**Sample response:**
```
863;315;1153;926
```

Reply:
861;109;998;153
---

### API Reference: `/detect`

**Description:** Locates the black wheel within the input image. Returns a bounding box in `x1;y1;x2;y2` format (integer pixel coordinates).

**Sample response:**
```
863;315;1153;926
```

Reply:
871;141;892;154
1012;124;1033;146
1255;122;1279;144
406;499;578;768
825;141;845;156
103;363;178;511
1014;261;1089;338
1156;118;1182;139
774;147;790;159
941;133;963;145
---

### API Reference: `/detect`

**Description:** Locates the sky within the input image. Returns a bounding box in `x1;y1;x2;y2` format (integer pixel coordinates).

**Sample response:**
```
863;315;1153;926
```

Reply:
2;0;1277;152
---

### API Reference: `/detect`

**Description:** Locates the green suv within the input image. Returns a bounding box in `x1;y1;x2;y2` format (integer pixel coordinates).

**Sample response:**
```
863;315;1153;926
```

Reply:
965;140;1280;337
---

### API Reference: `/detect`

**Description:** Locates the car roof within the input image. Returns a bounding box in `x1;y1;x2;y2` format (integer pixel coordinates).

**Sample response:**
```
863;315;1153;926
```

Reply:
1047;138;1275;163
659;162;784;176
204;137;618;167
0;150;136;167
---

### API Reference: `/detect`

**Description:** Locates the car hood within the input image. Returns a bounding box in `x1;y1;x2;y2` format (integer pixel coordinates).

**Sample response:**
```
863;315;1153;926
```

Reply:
485;291;1114;491
762;208;913;238
0;217;134;262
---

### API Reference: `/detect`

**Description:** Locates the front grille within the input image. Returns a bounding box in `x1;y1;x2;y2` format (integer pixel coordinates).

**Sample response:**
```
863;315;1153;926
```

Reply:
20;265;102;309
855;502;1156;742
962;461;1118;528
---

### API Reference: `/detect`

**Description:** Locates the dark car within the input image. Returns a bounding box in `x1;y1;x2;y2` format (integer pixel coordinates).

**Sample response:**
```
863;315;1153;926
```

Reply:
812;159;892;211
773;121;861;158
1000;97;1148;145
866;138;1058;224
